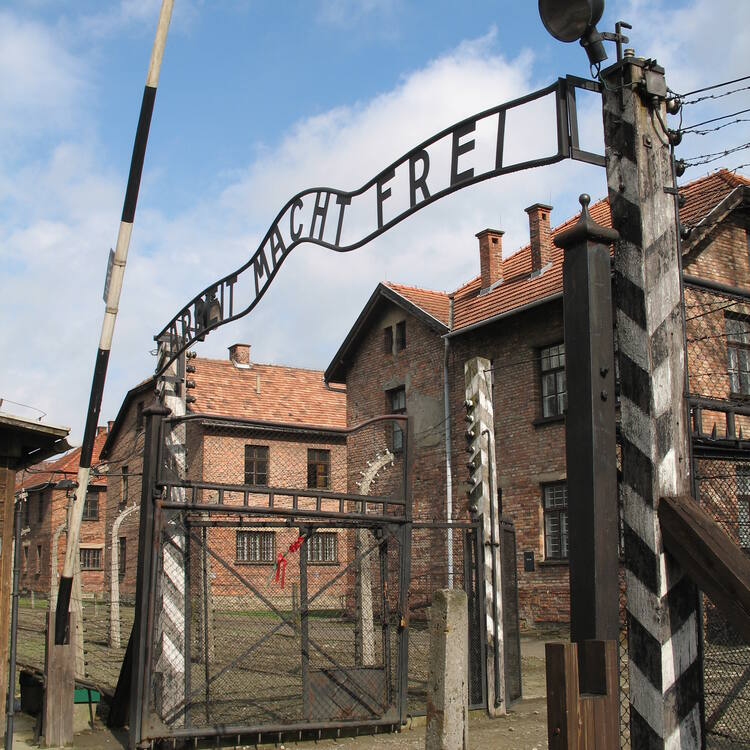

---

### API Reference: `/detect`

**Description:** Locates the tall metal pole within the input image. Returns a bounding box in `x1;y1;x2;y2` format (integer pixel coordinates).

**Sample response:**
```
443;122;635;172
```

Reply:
54;0;174;643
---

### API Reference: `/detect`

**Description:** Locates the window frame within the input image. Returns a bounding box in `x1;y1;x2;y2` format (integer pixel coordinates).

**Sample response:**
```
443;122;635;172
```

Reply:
726;313;750;398
306;532;339;565
121;465;129;505
539;343;567;420
36;545;42;575
384;326;393;354
235;530;275;565
542;482;569;561
387;386;407;453
307;448;331;490
244;445;269;486
37;493;44;524
136;400;145;431
82;492;99;521
80;547;103;571
395;320;406;352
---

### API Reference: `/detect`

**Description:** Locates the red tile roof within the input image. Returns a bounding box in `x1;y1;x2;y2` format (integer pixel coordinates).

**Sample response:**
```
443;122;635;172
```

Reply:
384;283;451;326
190;358;346;430
447;170;748;334
16;427;109;491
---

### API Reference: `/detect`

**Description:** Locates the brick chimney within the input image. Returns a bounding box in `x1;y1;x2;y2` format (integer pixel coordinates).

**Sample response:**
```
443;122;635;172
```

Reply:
228;343;251;368
476;228;504;292
525;203;553;273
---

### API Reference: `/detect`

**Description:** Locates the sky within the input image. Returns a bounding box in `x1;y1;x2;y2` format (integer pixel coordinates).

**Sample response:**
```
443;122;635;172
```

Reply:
1;0;749;444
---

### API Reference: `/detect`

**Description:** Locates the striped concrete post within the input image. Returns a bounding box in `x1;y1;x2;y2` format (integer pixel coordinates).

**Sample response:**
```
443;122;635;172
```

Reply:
153;349;187;725
464;356;504;716
602;58;702;747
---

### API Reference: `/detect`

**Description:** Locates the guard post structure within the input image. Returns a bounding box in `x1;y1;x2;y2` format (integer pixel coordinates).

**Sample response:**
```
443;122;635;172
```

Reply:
464;356;504;716
602;55;702;747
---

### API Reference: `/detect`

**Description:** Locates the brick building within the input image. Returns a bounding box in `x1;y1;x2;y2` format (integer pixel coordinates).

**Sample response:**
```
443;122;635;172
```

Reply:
326;169;750;627
100;344;348;606
15;427;109;598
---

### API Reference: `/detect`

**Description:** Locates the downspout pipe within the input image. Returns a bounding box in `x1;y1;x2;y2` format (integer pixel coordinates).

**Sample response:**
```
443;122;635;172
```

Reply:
444;297;455;587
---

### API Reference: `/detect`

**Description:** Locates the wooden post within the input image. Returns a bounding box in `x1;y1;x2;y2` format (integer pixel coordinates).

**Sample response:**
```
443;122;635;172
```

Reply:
44;609;76;747
602;56;702;747
0;460;16;718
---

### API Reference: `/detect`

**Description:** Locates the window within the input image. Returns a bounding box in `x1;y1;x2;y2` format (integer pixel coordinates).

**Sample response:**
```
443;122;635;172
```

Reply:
23;545;29;573
307;449;331;489
388;386;406;452
540;343;567;418
136;400;144;431
244;445;269;486
737;465;750;549
384;326;393;354
37;494;44;523
118;537;127;579
307;532;338;564
396;321;406;352
726;315;750;396
543;483;568;560
23;500;29;527
36;545;42;575
236;531;275;563
80;548;102;570
121;466;129;505
82;493;99;521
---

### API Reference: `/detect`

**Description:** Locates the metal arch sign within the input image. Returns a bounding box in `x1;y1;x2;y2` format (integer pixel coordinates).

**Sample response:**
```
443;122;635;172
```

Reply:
155;75;603;374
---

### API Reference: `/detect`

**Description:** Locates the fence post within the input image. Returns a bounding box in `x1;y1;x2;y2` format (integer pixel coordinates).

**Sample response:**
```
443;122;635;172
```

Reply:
557;194;620;645
425;588;469;750
464;356;504;716
602;56;702;747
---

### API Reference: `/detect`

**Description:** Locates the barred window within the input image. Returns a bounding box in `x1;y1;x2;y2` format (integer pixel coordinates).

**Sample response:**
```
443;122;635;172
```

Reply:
540;343;567;418
543;483;568;560
136;400;144;431
726;315;750;396
236;530;275;564
244;445;269;486
36;545;42;575
307;449;330;489
80;548;102;570
37;494;44;523
307;533;338;564
82;493;99;521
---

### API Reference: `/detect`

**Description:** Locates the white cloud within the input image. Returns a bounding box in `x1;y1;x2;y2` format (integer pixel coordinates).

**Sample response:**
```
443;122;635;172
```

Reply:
2;1;747;444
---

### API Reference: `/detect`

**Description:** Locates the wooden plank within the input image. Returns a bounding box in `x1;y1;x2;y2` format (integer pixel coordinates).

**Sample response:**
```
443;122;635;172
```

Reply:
659;494;750;644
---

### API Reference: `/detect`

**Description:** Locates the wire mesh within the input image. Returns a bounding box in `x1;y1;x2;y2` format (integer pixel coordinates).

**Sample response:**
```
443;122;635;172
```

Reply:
695;457;750;747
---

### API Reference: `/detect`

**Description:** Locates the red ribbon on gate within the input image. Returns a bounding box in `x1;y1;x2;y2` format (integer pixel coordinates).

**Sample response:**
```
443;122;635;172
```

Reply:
273;535;307;588
274;553;287;588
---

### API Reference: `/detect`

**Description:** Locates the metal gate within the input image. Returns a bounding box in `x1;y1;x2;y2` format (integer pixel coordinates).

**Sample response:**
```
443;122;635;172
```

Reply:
130;413;411;747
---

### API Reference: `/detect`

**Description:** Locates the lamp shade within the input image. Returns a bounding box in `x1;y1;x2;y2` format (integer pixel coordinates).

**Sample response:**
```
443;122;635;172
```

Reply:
538;0;604;43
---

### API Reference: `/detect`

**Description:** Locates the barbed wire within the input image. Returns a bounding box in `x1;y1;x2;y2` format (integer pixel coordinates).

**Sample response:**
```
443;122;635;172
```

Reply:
680;107;750;135
681;82;750;106
683;142;750;167
669;74;750;100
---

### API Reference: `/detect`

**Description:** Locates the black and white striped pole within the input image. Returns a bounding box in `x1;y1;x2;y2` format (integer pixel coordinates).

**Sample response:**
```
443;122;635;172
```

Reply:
54;0;174;645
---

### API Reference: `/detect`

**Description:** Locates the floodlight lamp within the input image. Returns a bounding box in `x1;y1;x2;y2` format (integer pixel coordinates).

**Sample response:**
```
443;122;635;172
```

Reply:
539;0;608;65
